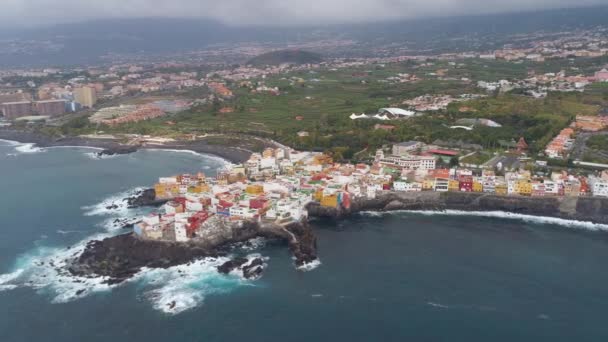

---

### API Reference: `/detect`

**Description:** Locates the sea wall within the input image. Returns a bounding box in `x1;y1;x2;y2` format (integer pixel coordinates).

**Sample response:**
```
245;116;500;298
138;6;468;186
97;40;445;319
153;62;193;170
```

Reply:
307;191;608;224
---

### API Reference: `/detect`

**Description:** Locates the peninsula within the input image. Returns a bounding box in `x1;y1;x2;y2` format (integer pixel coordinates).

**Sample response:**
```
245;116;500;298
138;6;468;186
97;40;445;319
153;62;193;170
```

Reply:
69;146;608;283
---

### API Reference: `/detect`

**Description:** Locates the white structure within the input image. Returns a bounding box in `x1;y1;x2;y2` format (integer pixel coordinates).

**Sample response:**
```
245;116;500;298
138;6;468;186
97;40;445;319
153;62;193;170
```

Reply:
379;154;436;171
589;177;608;197
394;181;422;192
392;141;424;156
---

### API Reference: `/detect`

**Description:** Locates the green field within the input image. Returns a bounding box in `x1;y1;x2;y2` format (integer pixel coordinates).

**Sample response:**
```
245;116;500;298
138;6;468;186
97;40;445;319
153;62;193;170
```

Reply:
53;57;608;160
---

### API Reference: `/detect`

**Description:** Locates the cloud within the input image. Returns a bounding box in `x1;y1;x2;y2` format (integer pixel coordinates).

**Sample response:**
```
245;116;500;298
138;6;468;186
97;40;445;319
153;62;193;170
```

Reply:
0;0;606;27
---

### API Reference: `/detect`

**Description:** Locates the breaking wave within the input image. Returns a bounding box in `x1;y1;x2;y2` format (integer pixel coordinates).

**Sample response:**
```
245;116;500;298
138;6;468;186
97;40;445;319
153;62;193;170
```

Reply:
138;256;247;315
297;259;322;272
144;148;233;167
0;237;250;314
0;139;22;146
83;151;117;160
359;210;608;231
14;143;45;154
81;187;146;217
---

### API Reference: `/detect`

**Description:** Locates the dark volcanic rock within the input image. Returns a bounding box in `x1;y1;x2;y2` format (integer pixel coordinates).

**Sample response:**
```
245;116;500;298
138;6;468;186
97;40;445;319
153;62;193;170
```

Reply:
70;233;218;284
126;188;168;208
242;258;264;279
285;221;318;266
217;257;266;279
97;145;139;157
70;220;318;284
217;257;249;274
307;191;608;224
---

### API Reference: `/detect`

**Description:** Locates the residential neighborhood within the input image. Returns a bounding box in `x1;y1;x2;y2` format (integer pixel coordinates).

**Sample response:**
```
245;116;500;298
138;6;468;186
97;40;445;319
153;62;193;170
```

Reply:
134;144;608;243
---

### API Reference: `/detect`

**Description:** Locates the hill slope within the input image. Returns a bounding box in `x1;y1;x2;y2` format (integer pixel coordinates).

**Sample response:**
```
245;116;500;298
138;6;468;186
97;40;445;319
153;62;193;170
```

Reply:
247;50;323;66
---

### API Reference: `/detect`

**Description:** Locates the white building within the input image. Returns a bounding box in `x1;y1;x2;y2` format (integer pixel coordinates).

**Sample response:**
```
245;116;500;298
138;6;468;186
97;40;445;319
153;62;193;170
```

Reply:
393;181;422;192
379;155;436;171
589;177;608;197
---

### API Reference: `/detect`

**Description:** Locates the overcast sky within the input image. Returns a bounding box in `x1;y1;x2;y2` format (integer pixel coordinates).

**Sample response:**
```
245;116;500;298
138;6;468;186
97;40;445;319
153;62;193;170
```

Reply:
1;0;606;27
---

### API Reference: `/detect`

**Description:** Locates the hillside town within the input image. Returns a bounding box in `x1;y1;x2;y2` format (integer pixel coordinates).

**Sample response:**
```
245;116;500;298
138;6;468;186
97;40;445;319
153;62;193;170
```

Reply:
133;143;608;243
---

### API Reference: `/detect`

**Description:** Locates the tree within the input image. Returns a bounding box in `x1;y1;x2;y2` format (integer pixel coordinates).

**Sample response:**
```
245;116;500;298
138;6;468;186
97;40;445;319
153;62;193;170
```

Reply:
449;156;460;168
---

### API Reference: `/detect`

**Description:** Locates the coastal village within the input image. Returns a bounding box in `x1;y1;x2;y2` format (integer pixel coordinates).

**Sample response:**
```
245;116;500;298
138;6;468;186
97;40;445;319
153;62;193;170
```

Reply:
134;143;608;243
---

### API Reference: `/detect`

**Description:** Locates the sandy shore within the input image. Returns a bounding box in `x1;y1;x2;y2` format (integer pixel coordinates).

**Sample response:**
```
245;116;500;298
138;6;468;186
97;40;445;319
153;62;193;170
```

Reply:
0;129;255;163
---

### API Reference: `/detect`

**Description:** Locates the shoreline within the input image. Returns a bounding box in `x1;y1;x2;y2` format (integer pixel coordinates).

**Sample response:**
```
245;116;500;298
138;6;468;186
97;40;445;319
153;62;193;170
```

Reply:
0;129;253;164
306;191;608;225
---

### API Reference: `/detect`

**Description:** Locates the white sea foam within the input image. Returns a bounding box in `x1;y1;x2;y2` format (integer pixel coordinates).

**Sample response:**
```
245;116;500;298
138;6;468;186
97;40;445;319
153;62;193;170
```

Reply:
83;151;117;160
234;237;267;251
0;234;116;302
297;258;322;272
359;210;608;231
138;256;245;315
0;186;260;315
427;301;450;309
0;139;22;146
0;236;252;314
14;143;45;154
81;187;146;217
144;148;233;167
56;229;83;235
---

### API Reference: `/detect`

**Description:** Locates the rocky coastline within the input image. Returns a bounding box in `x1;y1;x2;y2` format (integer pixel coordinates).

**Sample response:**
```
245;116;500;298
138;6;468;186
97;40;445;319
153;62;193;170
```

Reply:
69;219;318;284
306;191;608;224
71;189;608;285
0;128;261;163
67;185;608;286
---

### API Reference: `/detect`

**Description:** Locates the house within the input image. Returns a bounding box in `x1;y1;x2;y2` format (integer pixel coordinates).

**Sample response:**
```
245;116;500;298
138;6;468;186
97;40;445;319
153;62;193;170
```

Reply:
392;141;424;156
589;177;608;197
434;178;450;192
514;180;532;196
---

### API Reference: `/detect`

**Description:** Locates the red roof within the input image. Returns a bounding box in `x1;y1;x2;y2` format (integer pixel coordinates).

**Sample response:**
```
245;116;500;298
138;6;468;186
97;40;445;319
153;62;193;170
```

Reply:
427;149;458;156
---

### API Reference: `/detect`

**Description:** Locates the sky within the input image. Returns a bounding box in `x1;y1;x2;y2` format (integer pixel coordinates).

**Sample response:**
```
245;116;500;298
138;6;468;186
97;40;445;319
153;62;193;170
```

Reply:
1;0;606;27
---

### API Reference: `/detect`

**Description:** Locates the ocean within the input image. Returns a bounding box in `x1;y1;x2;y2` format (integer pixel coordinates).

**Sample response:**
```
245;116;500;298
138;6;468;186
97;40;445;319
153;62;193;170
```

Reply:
1;140;608;341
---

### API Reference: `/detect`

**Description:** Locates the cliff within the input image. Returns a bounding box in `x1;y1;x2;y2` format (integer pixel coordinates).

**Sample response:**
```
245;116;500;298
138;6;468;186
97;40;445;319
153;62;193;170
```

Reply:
307;191;608;224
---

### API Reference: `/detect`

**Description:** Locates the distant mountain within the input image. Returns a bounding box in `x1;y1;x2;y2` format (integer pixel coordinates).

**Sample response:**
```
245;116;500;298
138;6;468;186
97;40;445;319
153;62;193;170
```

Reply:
247;50;322;66
1;5;607;68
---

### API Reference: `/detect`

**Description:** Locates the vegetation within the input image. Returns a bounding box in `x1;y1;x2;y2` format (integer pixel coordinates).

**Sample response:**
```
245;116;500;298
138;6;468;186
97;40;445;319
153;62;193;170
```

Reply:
247;50;323;67
52;58;608;161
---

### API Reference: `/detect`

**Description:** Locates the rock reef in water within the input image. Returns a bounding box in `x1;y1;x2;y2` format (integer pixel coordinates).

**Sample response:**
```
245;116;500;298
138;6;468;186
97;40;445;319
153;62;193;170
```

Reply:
97;145;139;157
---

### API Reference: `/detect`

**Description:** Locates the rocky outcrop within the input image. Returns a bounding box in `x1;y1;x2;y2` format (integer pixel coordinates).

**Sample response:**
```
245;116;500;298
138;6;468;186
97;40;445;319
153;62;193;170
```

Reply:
125;189;168;208
69;234;217;284
69;220;317;284
217;257;265;279
285;221;318;266
307;191;608;224
97;145;139;157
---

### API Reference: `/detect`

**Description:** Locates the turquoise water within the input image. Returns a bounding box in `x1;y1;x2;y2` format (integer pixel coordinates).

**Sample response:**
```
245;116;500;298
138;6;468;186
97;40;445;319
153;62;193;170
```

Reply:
1;141;608;341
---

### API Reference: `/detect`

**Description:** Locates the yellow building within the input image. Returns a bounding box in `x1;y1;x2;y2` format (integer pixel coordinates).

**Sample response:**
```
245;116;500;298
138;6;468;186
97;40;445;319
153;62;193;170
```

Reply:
314;189;324;201
448;179;460;192
73;86;97;108
321;194;339;208
514;180;532;196
154;183;179;199
188;183;211;194
422;178;435;191
472;181;483;192
495;184;508;195
245;184;264;195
